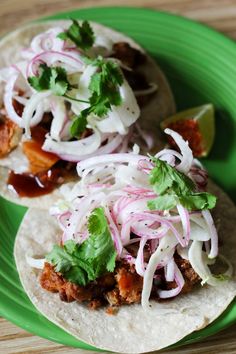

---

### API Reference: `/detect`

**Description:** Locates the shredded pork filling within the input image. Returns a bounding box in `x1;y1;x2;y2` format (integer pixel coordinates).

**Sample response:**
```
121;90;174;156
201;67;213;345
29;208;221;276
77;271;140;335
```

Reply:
40;253;200;310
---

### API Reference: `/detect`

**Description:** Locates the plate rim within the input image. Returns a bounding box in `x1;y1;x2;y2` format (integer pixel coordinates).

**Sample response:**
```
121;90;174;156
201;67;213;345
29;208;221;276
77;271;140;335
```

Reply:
0;5;236;351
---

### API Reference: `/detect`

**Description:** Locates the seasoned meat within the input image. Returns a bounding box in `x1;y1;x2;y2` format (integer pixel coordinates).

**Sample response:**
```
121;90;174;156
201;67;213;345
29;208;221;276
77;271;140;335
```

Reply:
164;255;200;294
0;116;22;157
40;262;65;293
106;262;143;306
22;126;60;174
13;99;24;117
122;69;150;92
175;255;200;293
40;263;116;305
40;255;201;311
22;140;60;174
112;42;146;68
111;42;155;106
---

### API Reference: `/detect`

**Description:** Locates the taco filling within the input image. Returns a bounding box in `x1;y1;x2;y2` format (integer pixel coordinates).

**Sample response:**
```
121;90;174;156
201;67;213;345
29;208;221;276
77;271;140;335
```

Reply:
0;20;163;198
31;129;231;311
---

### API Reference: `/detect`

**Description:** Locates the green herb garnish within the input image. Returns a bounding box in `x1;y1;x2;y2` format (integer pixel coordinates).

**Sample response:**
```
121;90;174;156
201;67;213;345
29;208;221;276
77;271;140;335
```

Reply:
28;64;71;96
58;20;95;50
148;157;216;211
70;57;123;137
28;64;89;102
46;207;117;286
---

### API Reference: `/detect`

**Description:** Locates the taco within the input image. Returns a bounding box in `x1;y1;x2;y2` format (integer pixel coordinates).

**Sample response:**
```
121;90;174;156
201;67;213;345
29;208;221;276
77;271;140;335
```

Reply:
0;19;175;208
14;130;236;353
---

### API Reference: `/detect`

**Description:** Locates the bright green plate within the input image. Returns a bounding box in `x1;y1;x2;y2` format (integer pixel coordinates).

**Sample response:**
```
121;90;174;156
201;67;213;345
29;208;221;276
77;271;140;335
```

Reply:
0;6;236;351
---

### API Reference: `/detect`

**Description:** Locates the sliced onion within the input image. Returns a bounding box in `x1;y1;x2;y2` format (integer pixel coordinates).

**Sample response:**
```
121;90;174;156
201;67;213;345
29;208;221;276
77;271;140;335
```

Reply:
202;210;218;259
177;245;189;260
57;210;72;231
31;27;65;54
176;204;190;246
27;50;84;77
104;206;123;256
164;128;193;174
43;128;101;156
26;255;45;269
188;240;219;286
22;91;50;137
127;212;186;247
159;261;184;298
141;232;178;308
76;153;147;176
134;82;158;97
4;71;25;127
94;35;114;52
65;192;106;241
155;148;182;166
96;111;128;135
134;123;155;151
135;236;148;276
50;98;67;141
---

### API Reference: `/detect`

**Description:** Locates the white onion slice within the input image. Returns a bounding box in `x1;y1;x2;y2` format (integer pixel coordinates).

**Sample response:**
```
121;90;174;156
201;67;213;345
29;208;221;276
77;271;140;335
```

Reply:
158;262;185;298
50;98;67;141
27;50;84;77
135;236;148;276
202;210;218;259
26;255;45;269
76;153;147;176
141;232;178;308
22;91;50;137
164;128;193;174
165;257;175;282
31;27;65;54
188;240;219;286
4;71;25;127
43;128;101;156
134;82;158;97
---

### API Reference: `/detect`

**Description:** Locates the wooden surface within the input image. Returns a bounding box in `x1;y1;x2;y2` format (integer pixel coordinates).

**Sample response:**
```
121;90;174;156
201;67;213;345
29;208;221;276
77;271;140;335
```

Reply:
0;0;236;353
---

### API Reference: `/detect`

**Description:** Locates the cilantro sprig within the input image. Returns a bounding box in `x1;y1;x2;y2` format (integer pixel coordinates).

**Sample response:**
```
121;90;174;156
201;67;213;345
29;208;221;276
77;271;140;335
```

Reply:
45;207;117;286
28;64;71;96
70;57;124;137
28;64;89;104
58;20;95;50
148;157;216;211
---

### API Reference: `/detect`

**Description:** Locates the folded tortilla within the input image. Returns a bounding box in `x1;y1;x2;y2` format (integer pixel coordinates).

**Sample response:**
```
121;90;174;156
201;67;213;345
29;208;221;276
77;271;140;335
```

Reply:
0;20;175;208
14;180;236;353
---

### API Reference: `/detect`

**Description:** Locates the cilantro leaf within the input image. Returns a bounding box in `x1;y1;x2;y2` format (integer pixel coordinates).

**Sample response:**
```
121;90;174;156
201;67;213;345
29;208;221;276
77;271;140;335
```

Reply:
46;244;73;273
70;58;124;137
28;64;71;96
148;157;217;211
148;194;177;211
28;64;51;91
70;110;89;138
179;192;216;210
49;66;70;96
58;20;95;50
45;207;117;286
88;58;123;111
28;64;90;107
81;207;116;262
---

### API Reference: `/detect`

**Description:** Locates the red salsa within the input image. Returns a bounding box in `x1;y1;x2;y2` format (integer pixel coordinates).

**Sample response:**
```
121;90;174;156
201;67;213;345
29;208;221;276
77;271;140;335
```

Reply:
166;119;204;157
7;171;56;197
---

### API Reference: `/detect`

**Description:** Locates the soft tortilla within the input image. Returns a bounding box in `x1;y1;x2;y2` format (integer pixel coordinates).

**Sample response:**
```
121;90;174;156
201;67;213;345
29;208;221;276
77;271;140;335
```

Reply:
14;181;236;353
0;20;175;208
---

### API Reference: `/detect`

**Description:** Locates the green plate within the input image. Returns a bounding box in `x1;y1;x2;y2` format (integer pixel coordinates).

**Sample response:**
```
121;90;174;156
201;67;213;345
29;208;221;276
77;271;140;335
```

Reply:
0;6;236;351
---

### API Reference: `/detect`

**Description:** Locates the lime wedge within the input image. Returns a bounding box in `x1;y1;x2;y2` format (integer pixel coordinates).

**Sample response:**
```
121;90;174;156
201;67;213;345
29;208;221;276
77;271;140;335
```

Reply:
160;104;215;157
